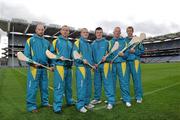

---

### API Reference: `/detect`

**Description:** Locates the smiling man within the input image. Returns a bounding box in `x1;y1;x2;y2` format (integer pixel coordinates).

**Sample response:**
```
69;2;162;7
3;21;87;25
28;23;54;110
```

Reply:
73;28;95;113
109;27;131;107
125;26;144;104
50;25;75;113
91;27;115;110
24;24;52;113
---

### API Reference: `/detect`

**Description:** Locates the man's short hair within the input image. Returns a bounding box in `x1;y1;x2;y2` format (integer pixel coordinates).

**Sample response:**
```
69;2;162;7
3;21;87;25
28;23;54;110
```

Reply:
80;28;88;33
126;26;134;32
95;27;103;33
36;23;45;29
114;27;121;32
60;25;69;30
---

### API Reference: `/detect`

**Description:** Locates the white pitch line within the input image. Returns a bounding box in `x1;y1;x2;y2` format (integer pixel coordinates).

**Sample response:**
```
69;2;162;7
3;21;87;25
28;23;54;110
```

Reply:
94;82;180;111
13;68;54;91
143;82;180;96
13;68;180;111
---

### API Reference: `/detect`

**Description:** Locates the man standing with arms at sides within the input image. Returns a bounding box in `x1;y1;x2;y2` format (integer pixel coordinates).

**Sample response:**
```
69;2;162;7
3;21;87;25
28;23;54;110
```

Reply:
50;25;74;113
24;24;52;113
91;27;115;110
109;27;131;107
125;26;144;104
73;28;95;113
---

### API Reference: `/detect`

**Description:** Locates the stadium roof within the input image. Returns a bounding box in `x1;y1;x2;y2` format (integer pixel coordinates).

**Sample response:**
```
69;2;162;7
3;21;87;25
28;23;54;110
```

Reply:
0;18;180;43
143;32;180;44
0;18;113;40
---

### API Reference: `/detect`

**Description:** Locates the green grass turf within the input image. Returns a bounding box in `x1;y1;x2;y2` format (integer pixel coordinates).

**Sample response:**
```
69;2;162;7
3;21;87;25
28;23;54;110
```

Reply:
0;63;180;120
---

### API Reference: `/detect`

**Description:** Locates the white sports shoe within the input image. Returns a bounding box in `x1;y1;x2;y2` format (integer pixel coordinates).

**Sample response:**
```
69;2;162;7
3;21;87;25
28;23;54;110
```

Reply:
79;107;87;113
136;99;143;103
85;104;95;109
90;99;102;105
107;104;113;110
126;102;131;107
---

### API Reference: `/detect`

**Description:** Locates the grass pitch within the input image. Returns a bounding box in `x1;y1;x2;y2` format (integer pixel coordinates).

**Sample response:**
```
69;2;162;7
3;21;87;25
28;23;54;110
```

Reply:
0;63;180;120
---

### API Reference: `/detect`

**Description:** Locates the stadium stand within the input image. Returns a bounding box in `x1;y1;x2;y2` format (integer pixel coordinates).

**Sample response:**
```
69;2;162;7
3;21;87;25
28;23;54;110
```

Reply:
0;18;113;66
142;33;180;63
0;18;180;66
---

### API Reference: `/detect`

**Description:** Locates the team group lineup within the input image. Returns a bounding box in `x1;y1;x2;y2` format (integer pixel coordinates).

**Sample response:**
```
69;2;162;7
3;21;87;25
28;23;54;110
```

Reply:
18;24;145;113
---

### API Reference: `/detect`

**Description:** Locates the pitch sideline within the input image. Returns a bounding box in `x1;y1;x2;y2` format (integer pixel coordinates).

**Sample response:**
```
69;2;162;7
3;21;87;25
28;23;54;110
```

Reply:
13;68;180;111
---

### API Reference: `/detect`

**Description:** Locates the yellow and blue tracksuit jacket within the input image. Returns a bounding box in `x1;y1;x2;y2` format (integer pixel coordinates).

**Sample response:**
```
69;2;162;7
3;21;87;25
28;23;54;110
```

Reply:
73;37;93;110
109;37;131;102
24;34;51;111
91;38;115;105
50;35;74;112
125;36;144;100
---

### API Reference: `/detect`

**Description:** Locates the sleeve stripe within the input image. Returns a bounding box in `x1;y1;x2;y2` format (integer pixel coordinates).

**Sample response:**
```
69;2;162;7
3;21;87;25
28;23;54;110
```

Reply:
27;38;31;46
74;39;80;49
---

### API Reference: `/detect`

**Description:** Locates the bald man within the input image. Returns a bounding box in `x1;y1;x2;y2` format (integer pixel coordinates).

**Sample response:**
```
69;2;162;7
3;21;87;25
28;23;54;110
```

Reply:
24;24;52;112
109;27;131;107
73;28;95;113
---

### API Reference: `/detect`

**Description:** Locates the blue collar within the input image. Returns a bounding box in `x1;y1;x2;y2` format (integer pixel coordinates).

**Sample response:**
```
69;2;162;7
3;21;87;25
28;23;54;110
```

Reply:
95;37;105;42
58;35;68;41
112;37;119;41
33;34;44;39
112;37;123;41
80;36;88;42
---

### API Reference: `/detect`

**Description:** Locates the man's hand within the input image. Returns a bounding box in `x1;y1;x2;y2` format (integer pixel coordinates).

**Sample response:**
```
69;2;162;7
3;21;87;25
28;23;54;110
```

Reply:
94;64;98;68
129;48;135;53
102;56;107;62
59;56;65;61
49;67;54;72
119;52;124;57
83;59;88;65
92;66;96;70
30;63;41;68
